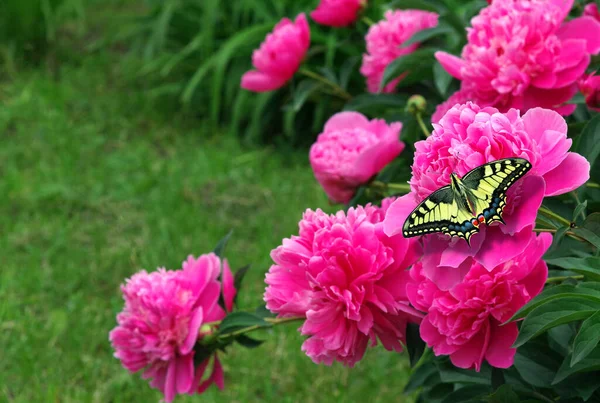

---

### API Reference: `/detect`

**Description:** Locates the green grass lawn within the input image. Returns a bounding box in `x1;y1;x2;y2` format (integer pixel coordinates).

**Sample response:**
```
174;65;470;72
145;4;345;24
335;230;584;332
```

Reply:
0;53;412;401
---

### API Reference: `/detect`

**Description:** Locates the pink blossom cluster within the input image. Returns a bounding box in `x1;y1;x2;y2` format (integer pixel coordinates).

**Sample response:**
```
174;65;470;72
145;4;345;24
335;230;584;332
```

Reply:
434;0;600;121
264;201;423;366
109;253;236;402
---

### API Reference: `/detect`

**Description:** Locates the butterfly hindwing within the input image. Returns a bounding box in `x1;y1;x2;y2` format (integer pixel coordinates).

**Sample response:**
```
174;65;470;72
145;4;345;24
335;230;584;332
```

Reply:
402;158;532;245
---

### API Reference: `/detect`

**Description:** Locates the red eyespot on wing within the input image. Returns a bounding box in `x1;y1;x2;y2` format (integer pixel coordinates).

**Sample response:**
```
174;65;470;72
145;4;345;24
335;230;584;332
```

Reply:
478;216;485;223
471;219;479;227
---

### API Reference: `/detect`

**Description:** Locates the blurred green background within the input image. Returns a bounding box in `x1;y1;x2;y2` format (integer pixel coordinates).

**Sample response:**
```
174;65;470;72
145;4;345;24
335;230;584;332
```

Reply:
0;0;412;401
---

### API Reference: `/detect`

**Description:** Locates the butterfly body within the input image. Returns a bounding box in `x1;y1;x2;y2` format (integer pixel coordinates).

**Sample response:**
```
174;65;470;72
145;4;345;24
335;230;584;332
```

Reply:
403;158;532;245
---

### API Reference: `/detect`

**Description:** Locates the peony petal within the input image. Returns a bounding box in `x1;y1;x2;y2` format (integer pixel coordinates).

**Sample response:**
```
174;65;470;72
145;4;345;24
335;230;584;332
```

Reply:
543;152;590;196
485;321;518;369
557;16;600;54
450;321;490;371
476;226;536;271
550;0;575;21
164;359;177;403
175;354;195;394
435;51;465;79
221;259;236;312
180;308;203;355
382;193;418;237
502;175;545;234
323;111;370;133
241;70;288;92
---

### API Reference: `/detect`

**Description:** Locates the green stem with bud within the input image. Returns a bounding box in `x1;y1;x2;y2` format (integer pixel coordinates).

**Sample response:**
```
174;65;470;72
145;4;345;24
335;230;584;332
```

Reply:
201;316;305;342
546;275;584;284
537;206;572;228
415;113;431;138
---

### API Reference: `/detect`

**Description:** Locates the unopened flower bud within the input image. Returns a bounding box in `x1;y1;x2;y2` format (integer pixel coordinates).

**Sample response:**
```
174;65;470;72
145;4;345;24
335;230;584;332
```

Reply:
406;95;427;115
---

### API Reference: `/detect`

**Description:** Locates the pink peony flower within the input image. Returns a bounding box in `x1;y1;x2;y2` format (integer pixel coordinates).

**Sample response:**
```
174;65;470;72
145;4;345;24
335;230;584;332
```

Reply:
407;231;551;370
264;203;423;367
584;3;600;22
309;112;405;204
360;10;438;93
435;0;600;115
109;253;236;402
579;72;600;111
384;103;589;287
311;0;365;27
241;14;310;92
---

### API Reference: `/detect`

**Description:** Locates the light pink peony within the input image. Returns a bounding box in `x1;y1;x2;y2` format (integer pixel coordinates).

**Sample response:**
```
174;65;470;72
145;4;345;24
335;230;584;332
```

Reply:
241;14;310;92
435;0;600;115
384;103;589;287
579;72;600;111
109;253;236;402
311;0;365;27
407;231;551;370
264;202;423;367
585;3;600;22
360;10;438;93
309;112;405;204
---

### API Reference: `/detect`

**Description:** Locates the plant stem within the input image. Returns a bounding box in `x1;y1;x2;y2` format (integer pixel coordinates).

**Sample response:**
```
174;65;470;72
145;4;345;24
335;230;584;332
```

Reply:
370;180;412;194
546;275;584;284
533;227;587;243
298;68;352;101
587;182;600;189
415;113;431;137
362;16;375;26
538;206;572;227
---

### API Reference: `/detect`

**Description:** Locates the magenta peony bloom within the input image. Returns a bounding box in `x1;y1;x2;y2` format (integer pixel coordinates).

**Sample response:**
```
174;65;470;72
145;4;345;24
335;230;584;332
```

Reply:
585;3;600;22
309;112;405;204
360;10;438;93
579;72;600;111
435;0;600;115
407;231;551;371
311;0;365;27
109;253;236;402
264;203;423;367
241;14;310;92
384;103;589;287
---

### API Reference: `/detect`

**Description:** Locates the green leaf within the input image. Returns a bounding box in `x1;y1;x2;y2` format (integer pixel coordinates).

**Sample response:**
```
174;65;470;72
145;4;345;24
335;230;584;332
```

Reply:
546;257;600;280
343;93;408;113
583;212;600;235
387;0;440;12
487;385;519;403
491;367;505;391
234;334;264;349
254;305;275;319
513;339;562;388
554;347;600;384
213;230;233;259
438;361;491;385
339;56;359;90
513;297;600;347
573;200;588;222
571;227;600;250
404;362;439;394
508;283;600;322
434;62;453;97
218;312;270;335
571;310;600;366
576;114;600;173
548;225;569;254
441;385;491;403
401;24;454;48
378;48;436;92
290;80;321;112
233;264;250;293
406;323;426;367
547;324;576;357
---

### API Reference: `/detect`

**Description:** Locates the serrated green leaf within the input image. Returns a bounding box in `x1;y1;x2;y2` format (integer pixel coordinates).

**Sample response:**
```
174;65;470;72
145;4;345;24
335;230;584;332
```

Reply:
577;114;600;173
487;385;518;403
513;297;600;347
571;310;600;366
553;347;600;384
508;284;600;322
434;62;453;97
441;385;491;403
379;48;436;91
234;334;264;349
213;230;233;259
401;24;454;48
404;362;439;394
546;257;600;280
573;200;588;222
343;93;408;113
572;227;600;250
218;312;270;335
406;323;426;367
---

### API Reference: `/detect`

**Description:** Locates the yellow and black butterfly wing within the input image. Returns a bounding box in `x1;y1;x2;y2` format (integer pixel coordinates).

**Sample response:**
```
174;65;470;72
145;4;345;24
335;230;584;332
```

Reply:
461;158;532;226
402;186;480;243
